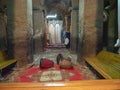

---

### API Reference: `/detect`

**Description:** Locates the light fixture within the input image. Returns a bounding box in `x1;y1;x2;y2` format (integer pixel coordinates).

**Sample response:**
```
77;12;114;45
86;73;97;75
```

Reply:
46;14;57;19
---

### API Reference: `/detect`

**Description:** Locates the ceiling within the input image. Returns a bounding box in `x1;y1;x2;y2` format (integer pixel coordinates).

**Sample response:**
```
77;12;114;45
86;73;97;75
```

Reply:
44;0;71;17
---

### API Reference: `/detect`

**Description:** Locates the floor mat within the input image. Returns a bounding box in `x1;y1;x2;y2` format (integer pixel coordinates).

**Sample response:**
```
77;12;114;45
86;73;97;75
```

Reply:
15;64;84;82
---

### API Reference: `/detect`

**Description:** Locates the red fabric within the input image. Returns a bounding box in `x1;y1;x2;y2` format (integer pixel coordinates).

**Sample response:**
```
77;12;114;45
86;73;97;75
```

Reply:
15;64;84;82
54;64;84;81
40;58;54;68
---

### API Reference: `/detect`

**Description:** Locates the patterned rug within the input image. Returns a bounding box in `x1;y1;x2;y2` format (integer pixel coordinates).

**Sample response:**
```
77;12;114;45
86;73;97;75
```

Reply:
15;64;84;82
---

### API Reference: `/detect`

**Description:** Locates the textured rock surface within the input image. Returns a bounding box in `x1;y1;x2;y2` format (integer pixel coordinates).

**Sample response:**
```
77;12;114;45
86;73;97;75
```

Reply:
14;0;33;67
32;0;44;55
82;0;103;57
70;10;78;53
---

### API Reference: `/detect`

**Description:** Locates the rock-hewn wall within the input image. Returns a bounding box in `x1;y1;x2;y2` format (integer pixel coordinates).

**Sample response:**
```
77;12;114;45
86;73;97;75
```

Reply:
107;0;117;52
6;0;14;59
0;1;7;50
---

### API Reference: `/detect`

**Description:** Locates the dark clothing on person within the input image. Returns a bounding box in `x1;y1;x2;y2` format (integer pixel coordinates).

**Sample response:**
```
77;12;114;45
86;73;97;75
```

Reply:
65;32;70;49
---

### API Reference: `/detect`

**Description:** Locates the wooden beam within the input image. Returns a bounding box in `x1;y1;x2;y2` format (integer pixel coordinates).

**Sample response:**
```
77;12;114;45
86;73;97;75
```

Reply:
0;80;120;90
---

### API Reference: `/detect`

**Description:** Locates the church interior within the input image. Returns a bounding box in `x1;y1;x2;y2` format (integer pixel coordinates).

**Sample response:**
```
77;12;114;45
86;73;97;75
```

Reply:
0;0;120;89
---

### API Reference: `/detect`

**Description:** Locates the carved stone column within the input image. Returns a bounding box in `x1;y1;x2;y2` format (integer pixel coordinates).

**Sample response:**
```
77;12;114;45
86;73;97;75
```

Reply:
65;16;70;32
82;0;103;57
32;0;44;54
70;10;78;53
14;0;33;67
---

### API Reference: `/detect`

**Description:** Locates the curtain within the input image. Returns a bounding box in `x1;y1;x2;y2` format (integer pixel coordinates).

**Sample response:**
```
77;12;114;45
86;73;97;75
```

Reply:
48;20;63;45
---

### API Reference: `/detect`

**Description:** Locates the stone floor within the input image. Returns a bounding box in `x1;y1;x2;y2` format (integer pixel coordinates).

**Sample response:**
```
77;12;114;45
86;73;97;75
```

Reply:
33;48;97;80
34;48;77;64
0;48;97;82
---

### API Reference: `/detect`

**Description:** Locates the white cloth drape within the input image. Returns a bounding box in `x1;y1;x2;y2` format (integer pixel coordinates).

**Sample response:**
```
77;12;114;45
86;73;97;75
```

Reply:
49;24;55;44
48;20;63;45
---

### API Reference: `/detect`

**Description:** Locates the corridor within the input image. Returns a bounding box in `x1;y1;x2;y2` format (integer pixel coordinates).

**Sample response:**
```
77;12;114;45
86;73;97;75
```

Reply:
0;0;119;87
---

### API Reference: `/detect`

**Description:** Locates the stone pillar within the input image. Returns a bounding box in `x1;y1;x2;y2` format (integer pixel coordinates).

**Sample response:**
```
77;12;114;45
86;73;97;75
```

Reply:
43;17;47;48
82;0;103;57
65;16;70;32
14;0;33;67
27;0;34;63
77;0;84;58
71;0;79;9
32;0;44;55
70;0;79;53
70;10;78;53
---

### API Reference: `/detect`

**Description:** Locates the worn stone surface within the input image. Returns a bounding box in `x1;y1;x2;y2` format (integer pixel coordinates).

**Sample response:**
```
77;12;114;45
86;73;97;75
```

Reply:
33;49;97;80
33;11;44;54
0;0;7;50
71;0;79;9
82;0;103;57
32;0;44;9
96;0;103;53
0;13;7;50
0;48;95;82
32;0;44;55
82;27;97;57
77;0;84;58
70;10;78;53
107;0;117;52
34;48;78;64
14;0;33;67
4;0;14;59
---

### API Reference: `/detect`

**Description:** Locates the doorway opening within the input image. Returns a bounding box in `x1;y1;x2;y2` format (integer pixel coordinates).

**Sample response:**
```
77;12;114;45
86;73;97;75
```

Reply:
46;20;64;46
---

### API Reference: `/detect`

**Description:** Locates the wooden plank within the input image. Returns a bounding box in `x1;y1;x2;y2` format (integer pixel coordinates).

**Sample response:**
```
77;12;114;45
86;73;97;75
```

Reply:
97;51;120;62
84;51;120;79
0;59;16;69
84;57;112;79
96;51;120;78
0;51;6;61
0;50;17;70
0;80;120;90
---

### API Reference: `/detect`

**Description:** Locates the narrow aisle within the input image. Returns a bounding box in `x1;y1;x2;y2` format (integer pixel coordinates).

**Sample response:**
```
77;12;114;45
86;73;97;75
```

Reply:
34;48;77;64
34;48;97;80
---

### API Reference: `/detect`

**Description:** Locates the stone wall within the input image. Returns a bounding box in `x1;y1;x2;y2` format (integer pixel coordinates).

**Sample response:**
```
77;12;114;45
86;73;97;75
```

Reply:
107;0;117;52
6;0;15;59
0;0;7;50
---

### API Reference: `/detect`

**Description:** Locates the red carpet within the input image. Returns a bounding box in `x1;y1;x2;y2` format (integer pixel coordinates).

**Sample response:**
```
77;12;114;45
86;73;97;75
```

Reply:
15;64;84;82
